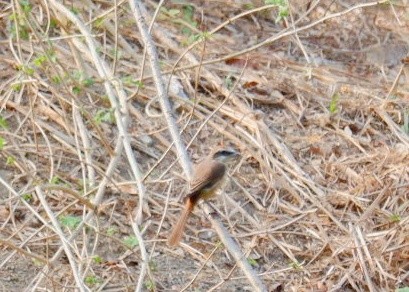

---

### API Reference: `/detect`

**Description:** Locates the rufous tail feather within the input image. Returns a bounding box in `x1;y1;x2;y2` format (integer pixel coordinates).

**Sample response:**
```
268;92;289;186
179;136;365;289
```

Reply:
167;199;194;246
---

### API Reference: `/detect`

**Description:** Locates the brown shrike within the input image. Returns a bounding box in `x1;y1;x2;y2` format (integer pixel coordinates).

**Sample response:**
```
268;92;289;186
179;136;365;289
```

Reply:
167;148;240;246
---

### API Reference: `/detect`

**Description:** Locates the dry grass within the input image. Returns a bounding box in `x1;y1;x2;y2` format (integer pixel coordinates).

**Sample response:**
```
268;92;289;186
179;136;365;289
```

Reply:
0;0;408;291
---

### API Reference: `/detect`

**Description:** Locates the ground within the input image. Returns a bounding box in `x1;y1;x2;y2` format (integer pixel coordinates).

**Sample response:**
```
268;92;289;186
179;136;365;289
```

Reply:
0;0;408;291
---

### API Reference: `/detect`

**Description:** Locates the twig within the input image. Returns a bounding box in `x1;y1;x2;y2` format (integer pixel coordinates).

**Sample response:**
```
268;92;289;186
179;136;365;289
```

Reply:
129;2;267;290
129;0;193;177
130;218;150;292
202;203;267;292
143;0;389;77
36;186;89;292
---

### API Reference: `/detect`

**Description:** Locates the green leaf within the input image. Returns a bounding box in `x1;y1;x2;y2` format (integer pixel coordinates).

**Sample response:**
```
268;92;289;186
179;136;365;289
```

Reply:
145;279;155;290
123;235;138;248
50;176;62;184
59;215;82;229
389;214;401;222
92;255;103;264
6;156;15;165
85;276;101;285
0;137;5;150
94;109;115;125
265;0;286;4
289;260;303;270
22;193;33;202
329;93;340;114
123;76;144;87
49;18;58;29
247;257;258;267
82;78;94;87
72;86;81;95
70;7;80;15
21;65;34;76
33;55;47;67
107;226;117;236
51;75;62;84
11;83;22;91
20;0;32;13
168;9;180;17
47;50;57;62
182;5;196;26
0;116;9;129
94;17;105;28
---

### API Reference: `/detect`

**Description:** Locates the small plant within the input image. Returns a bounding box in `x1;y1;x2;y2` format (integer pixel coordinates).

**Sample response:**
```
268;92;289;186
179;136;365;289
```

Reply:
107;226;118;236
329;93;340;114
181;5;197;34
94;17;106;28
265;0;289;23
185;31;211;46
247;257;258;267
33;50;57;68
59;215;82;230
225;75;234;90
17;65;34;76
109;48;121;60
6;156;15;165
19;0;32;13
94;108;115;125
70;7;80;15
85;275;101;286
33;55;47;67
50;176;62;185
389;214;401;223
0;116;9;129
32;258;44;266
145;279;155;291
22;193;33;202
160;7;180;18
92;255;103;264
71;71;95;92
11;83;22;91
123;235;138;248
49;18;58;29
8;13;30;40
123;76;144;88
289;260;303;270
82;77;95;87
51;75;62;84
72;86;81;95
0;137;5;150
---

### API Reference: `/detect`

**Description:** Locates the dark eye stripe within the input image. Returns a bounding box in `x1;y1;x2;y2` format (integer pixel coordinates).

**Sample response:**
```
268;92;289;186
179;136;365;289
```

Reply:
214;150;235;158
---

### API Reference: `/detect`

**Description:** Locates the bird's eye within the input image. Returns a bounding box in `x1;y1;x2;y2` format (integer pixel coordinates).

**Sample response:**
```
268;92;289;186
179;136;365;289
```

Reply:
214;150;236;158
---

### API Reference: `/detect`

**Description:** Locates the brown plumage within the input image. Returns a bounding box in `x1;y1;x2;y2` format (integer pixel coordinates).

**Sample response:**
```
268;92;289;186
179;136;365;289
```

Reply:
167;148;238;246
187;159;226;201
167;199;194;246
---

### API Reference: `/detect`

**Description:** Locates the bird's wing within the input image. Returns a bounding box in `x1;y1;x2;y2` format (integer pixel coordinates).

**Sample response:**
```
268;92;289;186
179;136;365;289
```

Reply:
187;160;226;195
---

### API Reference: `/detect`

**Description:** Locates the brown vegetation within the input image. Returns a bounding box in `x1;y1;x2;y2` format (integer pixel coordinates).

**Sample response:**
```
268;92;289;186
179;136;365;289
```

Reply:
0;0;408;291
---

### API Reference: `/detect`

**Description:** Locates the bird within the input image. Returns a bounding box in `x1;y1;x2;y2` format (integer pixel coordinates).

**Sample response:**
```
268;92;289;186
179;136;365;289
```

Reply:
167;148;240;246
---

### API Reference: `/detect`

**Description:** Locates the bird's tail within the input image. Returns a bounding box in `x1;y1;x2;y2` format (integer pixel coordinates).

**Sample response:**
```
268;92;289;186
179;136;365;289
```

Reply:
167;199;194;246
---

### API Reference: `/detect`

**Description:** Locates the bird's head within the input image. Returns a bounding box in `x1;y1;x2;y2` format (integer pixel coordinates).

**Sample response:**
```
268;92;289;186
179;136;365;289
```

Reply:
211;148;240;163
